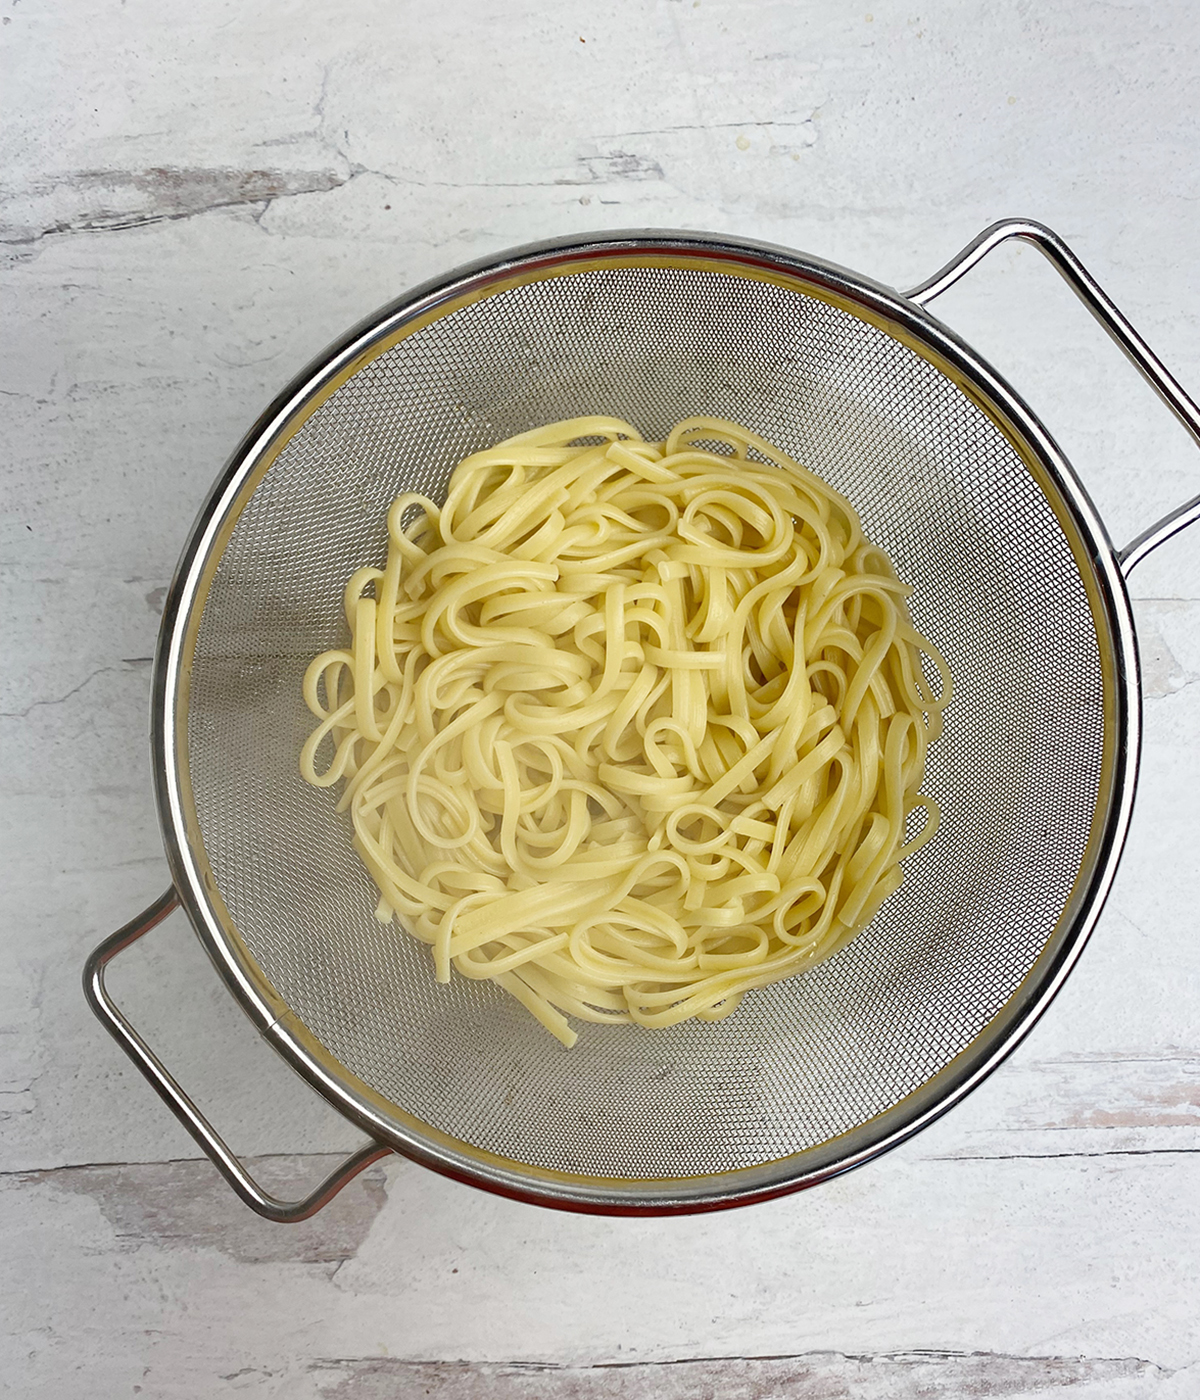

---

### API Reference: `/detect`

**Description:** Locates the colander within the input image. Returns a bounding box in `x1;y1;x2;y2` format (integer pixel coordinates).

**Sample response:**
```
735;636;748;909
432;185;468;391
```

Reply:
84;219;1200;1221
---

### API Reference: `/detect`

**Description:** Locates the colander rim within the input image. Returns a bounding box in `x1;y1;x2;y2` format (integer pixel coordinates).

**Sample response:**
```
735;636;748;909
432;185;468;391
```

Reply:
150;229;1140;1213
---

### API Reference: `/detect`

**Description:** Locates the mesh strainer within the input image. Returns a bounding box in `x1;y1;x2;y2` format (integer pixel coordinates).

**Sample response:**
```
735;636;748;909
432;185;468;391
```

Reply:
85;220;1200;1221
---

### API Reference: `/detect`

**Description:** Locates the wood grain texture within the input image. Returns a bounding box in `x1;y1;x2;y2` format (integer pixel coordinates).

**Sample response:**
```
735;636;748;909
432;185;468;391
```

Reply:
3;0;1200;1394
307;1353;1178;1400
18;1156;390;1265
5;1149;1200;1395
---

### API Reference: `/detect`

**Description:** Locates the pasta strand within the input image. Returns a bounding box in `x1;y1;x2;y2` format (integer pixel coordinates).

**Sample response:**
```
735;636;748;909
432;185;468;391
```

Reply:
301;417;951;1047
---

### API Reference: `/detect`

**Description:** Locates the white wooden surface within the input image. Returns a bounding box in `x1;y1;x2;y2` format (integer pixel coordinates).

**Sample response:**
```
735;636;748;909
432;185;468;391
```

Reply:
3;2;1200;1395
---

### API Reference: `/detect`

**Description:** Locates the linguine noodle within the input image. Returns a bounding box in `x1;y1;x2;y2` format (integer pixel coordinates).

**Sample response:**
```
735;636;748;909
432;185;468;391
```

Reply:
301;417;951;1046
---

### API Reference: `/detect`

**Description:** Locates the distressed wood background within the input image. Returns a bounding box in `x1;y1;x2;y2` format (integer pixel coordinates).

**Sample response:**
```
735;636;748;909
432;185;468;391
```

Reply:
3;2;1199;1396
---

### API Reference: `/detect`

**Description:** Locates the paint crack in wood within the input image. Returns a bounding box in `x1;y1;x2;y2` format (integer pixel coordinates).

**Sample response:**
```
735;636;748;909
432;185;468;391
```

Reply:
9;1155;390;1265
304;1348;1177;1399
0;166;353;247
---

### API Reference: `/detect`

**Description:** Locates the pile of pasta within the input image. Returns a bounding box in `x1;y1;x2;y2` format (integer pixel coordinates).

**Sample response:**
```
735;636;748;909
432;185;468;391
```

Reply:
301;417;951;1046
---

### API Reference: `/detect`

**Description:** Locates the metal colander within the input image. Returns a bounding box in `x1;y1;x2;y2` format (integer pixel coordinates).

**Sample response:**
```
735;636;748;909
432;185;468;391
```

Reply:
86;221;1200;1220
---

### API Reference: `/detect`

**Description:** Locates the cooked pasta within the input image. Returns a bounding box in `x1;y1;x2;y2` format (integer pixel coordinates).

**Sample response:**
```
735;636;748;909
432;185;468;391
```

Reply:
300;416;951;1047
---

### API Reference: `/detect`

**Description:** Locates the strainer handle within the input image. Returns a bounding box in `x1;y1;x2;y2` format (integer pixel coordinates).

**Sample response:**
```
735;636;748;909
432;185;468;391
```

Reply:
83;888;391;1222
906;217;1200;574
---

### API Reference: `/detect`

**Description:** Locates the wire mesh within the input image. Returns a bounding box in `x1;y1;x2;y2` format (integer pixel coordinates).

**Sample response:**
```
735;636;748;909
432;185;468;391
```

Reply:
186;259;1106;1180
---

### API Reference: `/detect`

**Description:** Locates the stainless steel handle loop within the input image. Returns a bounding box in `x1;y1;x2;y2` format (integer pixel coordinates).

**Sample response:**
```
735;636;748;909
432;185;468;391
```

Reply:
83;888;390;1221
907;218;1200;575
